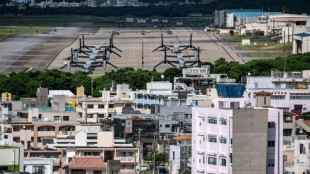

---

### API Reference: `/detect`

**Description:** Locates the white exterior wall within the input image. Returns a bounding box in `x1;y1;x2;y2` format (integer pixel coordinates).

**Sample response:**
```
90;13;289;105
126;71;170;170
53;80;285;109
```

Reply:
293;137;310;174
293;35;310;54
192;107;233;174
192;107;283;174
226;13;234;27
245;76;310;112
24;158;54;174
266;108;283;174
170;145;181;174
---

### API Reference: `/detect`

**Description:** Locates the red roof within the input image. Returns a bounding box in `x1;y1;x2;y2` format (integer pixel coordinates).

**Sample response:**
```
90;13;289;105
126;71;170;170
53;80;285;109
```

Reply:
254;91;272;95
126;116;143;120
173;134;192;140
67;157;106;169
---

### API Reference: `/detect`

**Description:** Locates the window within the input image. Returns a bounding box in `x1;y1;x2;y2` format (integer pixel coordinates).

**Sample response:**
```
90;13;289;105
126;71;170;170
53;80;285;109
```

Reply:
13;127;20;132
173;151;175;160
33;166;44;174
208;118;217;124
127;152;134;156
63;116;69;121
127;165;134;169
165;125;170;128
98;114;105;118
84;152;100;156
98;104;105;109
109;104;114;108
87;114;94;118
47;127;55;131
87;104;94;109
203;156;205;164
37;137;42;143
268;141;275;147
283;155;287;162
4;135;8;139
208;157;217;165
121;165;126;169
221;119;227;125
283;129;292;136
54;116;61;121
220;158;226;166
208;137;217;143
268;122;275;128
93;171;102;174
267;159;274;167
37;127;43;131
119;152;127;157
220;139;227;144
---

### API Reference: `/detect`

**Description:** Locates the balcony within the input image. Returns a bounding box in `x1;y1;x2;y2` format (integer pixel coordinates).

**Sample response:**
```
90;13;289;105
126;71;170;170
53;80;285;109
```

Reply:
120;169;136;174
115;157;136;163
218;78;236;83
57;131;75;137
38;131;55;137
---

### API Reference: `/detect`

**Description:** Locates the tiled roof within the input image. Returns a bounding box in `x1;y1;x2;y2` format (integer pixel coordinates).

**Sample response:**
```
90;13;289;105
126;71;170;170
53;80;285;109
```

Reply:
254;91;272;95
173;134;192;140
67;157;106;169
126;116;143;120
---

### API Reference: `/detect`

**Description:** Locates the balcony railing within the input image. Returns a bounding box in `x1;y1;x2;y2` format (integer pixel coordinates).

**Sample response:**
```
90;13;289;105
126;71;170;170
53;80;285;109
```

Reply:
115;157;136;163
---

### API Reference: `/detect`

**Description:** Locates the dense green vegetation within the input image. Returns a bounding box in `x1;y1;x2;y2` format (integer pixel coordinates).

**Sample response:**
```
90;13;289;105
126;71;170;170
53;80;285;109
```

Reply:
1;53;310;99
302;112;310;120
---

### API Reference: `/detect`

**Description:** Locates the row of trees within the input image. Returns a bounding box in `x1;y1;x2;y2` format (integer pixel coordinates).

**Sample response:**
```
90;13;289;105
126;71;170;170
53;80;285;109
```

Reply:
1;53;310;99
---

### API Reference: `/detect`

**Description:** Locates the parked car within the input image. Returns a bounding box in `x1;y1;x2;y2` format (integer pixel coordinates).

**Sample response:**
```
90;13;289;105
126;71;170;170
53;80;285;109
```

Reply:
141;165;148;171
158;168;168;174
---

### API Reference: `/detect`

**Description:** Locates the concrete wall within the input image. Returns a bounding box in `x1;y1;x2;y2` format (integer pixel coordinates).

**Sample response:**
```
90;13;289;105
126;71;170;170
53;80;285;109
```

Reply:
24;158;53;174
97;131;114;147
233;109;268;174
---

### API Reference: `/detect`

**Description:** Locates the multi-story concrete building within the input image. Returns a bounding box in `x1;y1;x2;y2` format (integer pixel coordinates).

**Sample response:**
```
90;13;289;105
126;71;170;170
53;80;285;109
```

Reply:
192;107;283;174
0;145;24;172
132;81;195;114
169;134;191;174
244;70;310;117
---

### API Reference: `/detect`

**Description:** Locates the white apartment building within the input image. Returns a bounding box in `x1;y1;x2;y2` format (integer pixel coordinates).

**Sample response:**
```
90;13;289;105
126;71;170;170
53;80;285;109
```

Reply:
192;107;283;174
132;81;195;114
244;70;310;117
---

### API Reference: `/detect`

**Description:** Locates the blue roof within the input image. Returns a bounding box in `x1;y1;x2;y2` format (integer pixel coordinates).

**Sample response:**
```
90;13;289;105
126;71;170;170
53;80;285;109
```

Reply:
231;12;282;20
215;84;245;98
294;32;310;38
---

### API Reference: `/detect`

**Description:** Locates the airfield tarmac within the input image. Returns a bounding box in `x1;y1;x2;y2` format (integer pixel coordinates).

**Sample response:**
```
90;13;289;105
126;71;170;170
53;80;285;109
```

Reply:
0;27;243;75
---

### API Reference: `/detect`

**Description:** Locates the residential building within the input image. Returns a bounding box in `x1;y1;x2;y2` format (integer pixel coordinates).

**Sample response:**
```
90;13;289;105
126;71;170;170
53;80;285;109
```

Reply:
132;81;195;114
0;145;24;172
169;134;191;174
24;157;56;174
192;106;283;174
244;70;310;117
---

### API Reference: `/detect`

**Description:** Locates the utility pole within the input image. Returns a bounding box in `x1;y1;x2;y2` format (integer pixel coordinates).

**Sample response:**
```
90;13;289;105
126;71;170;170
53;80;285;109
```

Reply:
284;31;286;59
91;78;93;96
142;38;144;69
288;21;291;56
153;133;156;174
138;128;142;172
